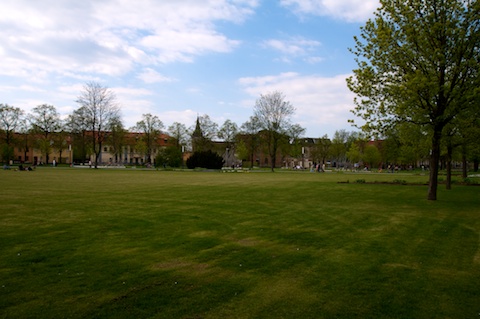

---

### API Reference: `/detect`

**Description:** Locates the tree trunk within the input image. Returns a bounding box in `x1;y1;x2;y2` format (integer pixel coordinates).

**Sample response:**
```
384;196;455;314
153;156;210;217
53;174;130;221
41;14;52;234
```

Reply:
270;153;276;172
462;154;467;179
446;144;452;190
94;142;101;169
427;130;442;200
269;134;277;172
250;150;254;169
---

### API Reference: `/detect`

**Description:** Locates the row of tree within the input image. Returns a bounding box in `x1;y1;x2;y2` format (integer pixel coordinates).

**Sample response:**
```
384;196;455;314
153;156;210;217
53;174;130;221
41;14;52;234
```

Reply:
0;87;307;171
0;82;122;169
2;91;476;173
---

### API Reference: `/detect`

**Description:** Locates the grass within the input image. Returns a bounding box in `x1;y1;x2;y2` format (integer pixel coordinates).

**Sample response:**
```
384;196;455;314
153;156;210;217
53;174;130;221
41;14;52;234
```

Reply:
0;168;479;318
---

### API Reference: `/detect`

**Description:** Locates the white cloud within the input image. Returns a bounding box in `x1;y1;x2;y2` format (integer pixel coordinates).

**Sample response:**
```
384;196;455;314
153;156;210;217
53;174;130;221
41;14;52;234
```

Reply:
265;37;320;55
140;30;241;64
113;87;155;128
160;109;198;130
280;0;379;23
0;0;257;81
263;36;322;63
304;56;324;64
239;72;359;137
0;85;46;93
137;68;176;84
113;87;153;98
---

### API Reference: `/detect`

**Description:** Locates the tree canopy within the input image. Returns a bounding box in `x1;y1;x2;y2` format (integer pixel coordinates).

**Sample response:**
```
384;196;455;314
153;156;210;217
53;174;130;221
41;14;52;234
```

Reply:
132;113;164;163
0;104;24;163
75;82;120;168
347;0;480;200
254;91;300;172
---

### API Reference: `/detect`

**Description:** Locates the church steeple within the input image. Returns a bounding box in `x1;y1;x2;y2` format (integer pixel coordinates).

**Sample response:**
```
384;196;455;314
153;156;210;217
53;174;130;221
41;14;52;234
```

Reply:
192;115;203;139
191;115;204;152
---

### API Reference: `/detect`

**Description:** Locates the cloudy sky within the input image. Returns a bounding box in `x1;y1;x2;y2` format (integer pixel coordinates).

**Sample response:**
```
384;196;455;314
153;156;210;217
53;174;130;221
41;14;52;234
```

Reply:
0;0;379;138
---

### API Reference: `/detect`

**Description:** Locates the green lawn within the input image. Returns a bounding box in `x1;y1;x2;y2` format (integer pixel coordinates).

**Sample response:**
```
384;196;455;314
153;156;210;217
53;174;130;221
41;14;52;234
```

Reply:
1;168;479;318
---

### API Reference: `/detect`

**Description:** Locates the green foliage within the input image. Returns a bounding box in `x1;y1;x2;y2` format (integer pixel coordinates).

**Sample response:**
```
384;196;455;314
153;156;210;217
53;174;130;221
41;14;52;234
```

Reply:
463;178;479;185
235;139;249;161
186;150;224;169
363;144;381;168
346;143;361;164
348;0;479;133
155;146;183;168
330;130;349;165
133;113;164;163
107;117;126;163
310;135;331;163
29;104;62;164
0;104;24;163
347;0;480;200
1;144;14;163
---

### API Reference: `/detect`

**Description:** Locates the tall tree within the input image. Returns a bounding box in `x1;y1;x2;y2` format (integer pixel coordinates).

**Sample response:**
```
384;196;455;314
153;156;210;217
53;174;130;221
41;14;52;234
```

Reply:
0;104;24;163
29;104;61;164
346;143;362;169
107;116;126;164
132;113;164;164
330;130;347;168
363;144;382;170
239;115;261;168
67;107;92;163
18;119;31;164
254;91;296;172
396;122;430;166
287;124;306;167
51;123;69;164
347;0;480;200
168;122;189;150
463;116;480;172
75;81;120;168
198;114;218;141
218;119;238;146
218;119;239;167
310;135;331;169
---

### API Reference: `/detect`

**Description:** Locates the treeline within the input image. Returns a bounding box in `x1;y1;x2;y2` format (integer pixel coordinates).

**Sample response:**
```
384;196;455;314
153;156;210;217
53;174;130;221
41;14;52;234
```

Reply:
1;97;478;174
0;87;310;170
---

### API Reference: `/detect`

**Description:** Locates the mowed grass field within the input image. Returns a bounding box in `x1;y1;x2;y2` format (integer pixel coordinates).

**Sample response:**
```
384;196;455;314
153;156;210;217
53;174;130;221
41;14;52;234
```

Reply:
1;168;479;318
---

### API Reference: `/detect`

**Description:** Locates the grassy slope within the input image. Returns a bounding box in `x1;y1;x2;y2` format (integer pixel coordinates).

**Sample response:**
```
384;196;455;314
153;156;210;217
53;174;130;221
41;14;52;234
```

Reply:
0;168;479;318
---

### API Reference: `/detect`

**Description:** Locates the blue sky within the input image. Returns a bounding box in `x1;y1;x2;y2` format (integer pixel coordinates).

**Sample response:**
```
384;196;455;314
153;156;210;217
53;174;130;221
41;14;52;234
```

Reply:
0;0;379;138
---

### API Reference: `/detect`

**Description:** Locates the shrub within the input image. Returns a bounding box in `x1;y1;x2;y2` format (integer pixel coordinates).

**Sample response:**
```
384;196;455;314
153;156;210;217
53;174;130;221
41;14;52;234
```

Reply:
463;178;479;185
186;150;224;169
156;146;183;168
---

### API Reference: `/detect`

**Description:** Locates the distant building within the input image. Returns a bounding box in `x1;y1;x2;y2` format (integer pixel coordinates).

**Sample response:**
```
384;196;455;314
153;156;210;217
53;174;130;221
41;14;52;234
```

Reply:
9;131;173;166
88;132;172;166
11;132;73;165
